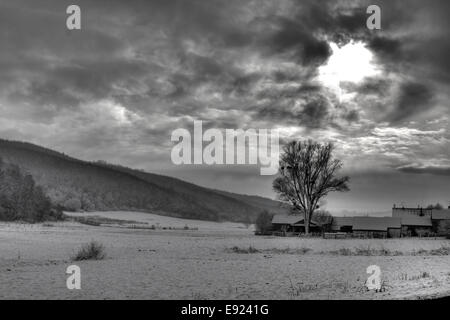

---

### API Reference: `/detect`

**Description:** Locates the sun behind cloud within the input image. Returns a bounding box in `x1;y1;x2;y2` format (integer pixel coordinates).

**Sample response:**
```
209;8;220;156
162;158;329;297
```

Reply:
318;41;380;99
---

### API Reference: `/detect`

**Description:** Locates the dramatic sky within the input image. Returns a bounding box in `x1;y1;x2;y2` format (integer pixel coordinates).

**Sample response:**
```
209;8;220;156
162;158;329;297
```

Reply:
0;0;449;214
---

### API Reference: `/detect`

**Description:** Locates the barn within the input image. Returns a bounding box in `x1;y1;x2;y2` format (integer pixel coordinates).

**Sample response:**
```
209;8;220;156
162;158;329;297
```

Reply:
331;217;354;233
271;214;321;235
431;209;450;221
392;206;432;218
270;209;444;238
352;217;402;238
400;215;433;237
393;206;450;236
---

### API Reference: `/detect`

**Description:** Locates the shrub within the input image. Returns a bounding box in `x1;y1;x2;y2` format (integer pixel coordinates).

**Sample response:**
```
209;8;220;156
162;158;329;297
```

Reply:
74;216;101;226
255;210;273;235
71;241;106;261
428;246;450;256
314;210;333;231
229;246;260;254
336;248;352;256
295;247;311;254
63;198;82;212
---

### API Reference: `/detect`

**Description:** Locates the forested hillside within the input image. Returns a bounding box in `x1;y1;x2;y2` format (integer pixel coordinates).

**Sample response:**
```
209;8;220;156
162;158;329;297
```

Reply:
0;139;286;222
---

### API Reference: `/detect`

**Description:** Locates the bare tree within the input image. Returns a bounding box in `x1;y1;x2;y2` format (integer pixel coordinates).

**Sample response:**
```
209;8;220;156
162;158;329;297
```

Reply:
273;140;350;234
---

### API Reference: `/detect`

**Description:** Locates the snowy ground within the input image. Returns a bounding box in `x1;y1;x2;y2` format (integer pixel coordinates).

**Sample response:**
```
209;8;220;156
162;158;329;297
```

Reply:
0;211;449;299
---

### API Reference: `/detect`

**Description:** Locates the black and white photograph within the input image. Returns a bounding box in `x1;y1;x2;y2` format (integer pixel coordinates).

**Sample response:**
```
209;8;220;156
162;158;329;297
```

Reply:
0;0;449;304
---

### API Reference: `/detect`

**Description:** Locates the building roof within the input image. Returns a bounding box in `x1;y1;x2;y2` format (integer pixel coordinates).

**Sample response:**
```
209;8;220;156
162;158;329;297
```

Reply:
271;214;320;226
274;212;438;230
272;214;304;225
352;217;401;231
292;220;320;227
432;209;450;220
332;217;354;226
401;215;432;226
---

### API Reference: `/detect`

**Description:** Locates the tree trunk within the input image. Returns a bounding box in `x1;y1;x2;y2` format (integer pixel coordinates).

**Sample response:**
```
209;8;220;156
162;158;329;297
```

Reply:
304;210;310;235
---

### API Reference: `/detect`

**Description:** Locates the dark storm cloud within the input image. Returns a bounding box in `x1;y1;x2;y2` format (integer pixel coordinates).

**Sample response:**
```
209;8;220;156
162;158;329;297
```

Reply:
397;166;450;176
255;83;319;100
365;0;450;83
6;59;152;112
388;82;434;123
0;0;439;130
254;92;332;128
2;0;448;126
227;73;263;96
343;109;360;123
259;16;332;66
367;36;402;64
301;96;331;128
343;77;392;96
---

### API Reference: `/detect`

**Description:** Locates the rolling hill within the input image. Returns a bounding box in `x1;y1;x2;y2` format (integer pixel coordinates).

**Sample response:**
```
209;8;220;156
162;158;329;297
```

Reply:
0;139;287;222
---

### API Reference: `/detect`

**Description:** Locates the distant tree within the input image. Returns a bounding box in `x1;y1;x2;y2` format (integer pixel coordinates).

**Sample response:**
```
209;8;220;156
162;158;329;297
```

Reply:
255;210;273;235
437;220;450;238
314;210;334;231
426;203;444;210
31;185;53;221
273;140;350;235
0;157;54;222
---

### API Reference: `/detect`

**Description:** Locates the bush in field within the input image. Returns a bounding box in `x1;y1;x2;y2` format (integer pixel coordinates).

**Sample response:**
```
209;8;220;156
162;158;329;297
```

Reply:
416;228;430;237
0;158;57;222
255;210;273;235
229;245;260;254
63;198;82;212
71;241;106;261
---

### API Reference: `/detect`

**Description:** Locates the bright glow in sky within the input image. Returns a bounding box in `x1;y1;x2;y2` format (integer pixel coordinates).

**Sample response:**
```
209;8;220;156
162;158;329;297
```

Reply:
318;41;380;99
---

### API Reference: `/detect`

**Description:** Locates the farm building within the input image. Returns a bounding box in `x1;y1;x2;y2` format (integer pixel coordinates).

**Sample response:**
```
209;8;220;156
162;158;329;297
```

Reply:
431;208;450;220
272;215;402;238
331;217;354;233
431;209;450;235
393;206;450;235
269;206;449;238
392;206;432;218
399;215;432;237
271;214;321;235
352;217;402;238
332;216;416;238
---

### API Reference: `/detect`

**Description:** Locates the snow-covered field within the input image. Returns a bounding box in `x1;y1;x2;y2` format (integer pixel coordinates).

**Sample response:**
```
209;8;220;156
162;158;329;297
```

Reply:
0;211;449;299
